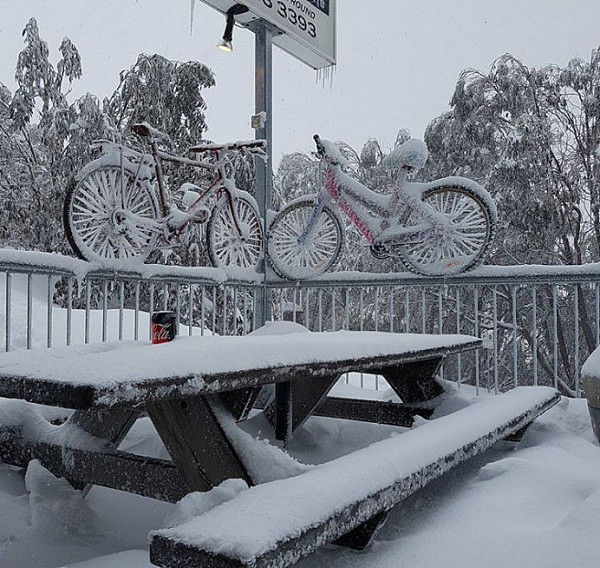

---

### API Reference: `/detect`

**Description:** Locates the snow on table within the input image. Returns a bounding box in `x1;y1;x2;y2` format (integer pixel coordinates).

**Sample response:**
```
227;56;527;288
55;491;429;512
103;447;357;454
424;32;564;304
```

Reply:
0;331;479;408
151;386;560;566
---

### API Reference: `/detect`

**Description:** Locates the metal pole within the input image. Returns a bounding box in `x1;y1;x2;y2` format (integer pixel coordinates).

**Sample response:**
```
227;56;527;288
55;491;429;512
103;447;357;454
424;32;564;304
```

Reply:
252;20;274;328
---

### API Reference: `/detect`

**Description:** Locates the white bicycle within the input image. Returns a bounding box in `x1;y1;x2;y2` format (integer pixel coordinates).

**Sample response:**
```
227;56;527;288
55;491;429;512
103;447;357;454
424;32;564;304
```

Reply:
267;135;498;279
64;123;265;268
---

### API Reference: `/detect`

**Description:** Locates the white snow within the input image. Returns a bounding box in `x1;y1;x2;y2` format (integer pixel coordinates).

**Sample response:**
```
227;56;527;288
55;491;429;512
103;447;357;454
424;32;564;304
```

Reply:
7;247;600;286
0;265;599;568
581;345;600;379
0;331;478;406
151;387;558;562
385;138;429;171
319;139;350;168
0;248;262;284
0;382;598;568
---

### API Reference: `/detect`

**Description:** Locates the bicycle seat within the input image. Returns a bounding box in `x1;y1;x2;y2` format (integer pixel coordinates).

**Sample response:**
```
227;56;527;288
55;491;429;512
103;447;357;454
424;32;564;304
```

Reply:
131;123;151;137
131;122;170;141
385;139;429;171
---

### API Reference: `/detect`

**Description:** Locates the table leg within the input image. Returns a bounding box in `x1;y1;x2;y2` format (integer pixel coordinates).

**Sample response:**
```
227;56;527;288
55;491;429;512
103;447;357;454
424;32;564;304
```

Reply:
268;375;340;443
146;395;252;493
66;408;140;492
380;357;444;403
333;510;389;550
219;387;263;422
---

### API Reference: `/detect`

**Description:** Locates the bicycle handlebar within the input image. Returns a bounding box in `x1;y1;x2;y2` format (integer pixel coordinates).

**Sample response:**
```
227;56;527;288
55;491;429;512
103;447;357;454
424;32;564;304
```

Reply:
188;139;266;154
313;134;325;156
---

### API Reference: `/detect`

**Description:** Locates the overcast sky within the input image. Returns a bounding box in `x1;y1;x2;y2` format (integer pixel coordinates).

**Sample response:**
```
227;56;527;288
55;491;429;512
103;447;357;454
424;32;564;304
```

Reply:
2;0;600;165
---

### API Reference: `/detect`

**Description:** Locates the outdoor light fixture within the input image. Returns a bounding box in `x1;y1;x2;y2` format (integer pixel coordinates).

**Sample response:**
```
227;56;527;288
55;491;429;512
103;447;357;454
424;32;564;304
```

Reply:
217;4;249;52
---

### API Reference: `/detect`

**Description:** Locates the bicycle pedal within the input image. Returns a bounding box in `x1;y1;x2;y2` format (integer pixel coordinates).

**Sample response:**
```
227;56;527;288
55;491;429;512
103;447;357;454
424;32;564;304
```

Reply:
370;243;392;260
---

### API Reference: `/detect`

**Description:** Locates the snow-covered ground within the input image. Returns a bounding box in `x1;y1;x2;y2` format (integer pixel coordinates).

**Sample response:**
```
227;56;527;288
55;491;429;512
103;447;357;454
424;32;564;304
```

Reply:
0;274;599;568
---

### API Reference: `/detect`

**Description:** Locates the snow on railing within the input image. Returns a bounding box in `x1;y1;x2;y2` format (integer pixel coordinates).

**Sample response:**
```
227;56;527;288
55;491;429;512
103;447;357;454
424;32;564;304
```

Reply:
1;248;597;397
270;262;600;397
0;249;262;350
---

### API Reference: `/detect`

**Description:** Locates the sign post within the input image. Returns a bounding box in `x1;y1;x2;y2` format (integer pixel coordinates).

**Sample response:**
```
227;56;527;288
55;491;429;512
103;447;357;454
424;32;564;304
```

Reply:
196;0;336;326
250;19;275;325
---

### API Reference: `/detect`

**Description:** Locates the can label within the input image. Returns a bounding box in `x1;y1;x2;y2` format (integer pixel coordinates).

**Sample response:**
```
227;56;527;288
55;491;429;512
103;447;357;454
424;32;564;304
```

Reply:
151;311;176;344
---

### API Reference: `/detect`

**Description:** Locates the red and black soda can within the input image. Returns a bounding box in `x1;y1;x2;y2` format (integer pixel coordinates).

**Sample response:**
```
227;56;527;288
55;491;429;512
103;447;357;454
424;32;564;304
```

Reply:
151;311;177;344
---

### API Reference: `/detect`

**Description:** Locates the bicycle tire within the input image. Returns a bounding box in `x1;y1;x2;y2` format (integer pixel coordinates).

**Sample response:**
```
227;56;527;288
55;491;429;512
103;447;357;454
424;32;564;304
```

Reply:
396;184;497;276
267;197;344;280
207;195;263;269
64;165;160;263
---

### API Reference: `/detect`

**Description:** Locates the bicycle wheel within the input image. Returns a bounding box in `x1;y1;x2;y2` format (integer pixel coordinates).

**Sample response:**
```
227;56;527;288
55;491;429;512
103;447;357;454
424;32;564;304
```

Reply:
207;195;263;269
64;166;159;263
396;185;496;276
267;197;344;280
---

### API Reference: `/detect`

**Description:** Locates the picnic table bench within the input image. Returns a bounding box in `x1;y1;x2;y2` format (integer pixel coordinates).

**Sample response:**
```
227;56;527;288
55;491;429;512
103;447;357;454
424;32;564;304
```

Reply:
0;329;559;567
151;387;559;568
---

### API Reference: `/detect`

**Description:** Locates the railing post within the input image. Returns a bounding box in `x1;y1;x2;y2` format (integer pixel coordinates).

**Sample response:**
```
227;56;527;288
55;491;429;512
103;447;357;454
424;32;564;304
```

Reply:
5;272;11;352
574;285;580;397
512;285;518;389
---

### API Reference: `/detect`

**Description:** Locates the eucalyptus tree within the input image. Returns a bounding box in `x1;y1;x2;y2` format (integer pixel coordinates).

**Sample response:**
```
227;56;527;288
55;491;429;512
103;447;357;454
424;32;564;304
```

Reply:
424;50;600;394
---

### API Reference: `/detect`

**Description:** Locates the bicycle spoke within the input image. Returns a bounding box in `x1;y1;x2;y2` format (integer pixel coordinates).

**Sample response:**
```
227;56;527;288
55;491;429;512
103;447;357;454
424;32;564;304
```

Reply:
207;198;262;269
398;187;493;275
267;200;343;279
66;167;158;262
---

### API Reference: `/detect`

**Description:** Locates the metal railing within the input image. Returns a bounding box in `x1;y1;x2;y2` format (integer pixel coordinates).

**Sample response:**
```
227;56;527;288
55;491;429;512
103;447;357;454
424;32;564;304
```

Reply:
0;250;262;350
2;249;598;397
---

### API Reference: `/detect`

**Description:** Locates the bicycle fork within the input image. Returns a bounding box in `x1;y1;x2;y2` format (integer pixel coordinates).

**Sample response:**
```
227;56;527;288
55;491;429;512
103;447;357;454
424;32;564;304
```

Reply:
298;196;326;245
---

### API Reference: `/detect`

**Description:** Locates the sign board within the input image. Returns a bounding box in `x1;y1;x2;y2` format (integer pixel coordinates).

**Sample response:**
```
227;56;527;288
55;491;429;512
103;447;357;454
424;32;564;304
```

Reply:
200;0;336;69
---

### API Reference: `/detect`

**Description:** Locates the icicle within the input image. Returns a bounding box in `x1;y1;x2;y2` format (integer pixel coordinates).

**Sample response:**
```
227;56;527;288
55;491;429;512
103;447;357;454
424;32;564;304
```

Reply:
189;0;195;36
315;65;336;89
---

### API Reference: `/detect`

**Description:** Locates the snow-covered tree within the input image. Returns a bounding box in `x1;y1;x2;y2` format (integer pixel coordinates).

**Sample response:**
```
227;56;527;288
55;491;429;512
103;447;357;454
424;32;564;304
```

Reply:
424;50;600;395
425;51;600;267
105;53;214;153
0;18;89;252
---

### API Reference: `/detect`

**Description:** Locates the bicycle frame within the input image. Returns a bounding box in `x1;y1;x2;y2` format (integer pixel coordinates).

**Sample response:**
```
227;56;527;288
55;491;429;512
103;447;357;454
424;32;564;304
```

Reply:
316;157;433;248
141;136;253;239
147;139;220;224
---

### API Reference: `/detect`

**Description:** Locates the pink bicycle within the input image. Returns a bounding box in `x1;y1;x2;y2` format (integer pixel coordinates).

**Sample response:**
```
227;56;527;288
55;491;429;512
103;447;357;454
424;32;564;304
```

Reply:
267;135;498;279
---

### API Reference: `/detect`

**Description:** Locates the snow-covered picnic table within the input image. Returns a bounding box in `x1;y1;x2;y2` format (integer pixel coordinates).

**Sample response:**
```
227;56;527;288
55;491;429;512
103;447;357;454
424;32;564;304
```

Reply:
0;329;561;568
0;330;480;501
0;331;480;411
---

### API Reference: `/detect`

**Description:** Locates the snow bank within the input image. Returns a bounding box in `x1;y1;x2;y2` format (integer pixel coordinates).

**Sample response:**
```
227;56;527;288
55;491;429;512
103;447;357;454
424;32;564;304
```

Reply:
0;388;598;568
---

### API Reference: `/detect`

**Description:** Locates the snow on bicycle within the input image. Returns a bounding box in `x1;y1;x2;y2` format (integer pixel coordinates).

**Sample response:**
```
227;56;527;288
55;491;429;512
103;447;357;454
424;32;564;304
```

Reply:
267;134;498;279
64;122;265;270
